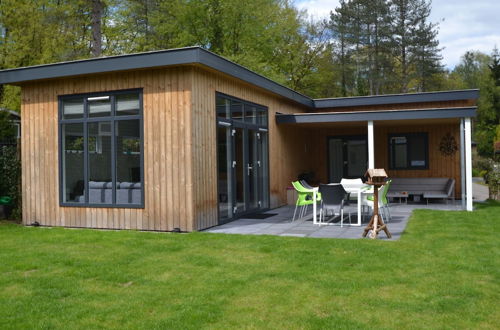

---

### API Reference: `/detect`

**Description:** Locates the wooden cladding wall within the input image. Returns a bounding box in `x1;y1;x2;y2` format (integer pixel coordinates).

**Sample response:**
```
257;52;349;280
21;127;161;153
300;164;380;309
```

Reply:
305;122;462;197
191;67;308;230
376;123;462;198
21;67;194;231
307;126;367;184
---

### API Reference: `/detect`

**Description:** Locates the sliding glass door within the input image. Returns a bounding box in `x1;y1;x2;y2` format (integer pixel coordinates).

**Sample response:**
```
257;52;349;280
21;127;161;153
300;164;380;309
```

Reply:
216;94;269;223
328;136;367;183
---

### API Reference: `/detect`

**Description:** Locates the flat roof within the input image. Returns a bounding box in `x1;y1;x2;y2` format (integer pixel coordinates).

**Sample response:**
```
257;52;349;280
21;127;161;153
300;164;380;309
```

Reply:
275;107;477;124
314;89;479;108
0;47;313;108
0;46;479;110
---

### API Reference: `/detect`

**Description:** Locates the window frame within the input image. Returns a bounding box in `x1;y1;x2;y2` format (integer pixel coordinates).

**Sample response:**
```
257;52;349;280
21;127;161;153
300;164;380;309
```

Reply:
58;88;144;208
216;92;268;129
215;92;270;223
388;132;429;170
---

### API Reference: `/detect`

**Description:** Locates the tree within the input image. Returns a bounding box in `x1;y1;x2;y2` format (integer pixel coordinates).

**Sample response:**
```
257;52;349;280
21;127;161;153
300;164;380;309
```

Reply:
91;0;105;57
390;0;442;92
412;15;442;92
452;50;500;157
329;0;354;96
489;46;500;86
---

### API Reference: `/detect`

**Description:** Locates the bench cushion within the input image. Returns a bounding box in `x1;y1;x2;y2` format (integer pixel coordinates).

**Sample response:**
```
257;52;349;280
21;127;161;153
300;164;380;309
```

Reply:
423;192;449;198
388;178;454;199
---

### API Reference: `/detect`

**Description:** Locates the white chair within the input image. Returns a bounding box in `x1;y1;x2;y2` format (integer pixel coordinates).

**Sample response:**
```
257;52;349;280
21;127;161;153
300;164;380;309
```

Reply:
341;178;370;218
362;181;392;223
340;178;364;190
340;178;364;201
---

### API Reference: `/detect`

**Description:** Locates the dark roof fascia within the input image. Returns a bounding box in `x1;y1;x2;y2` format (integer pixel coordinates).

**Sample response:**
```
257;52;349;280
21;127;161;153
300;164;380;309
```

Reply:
313;89;479;108
275;107;477;124
0;46;478;110
197;50;313;107
0;47;314;108
0;47;200;85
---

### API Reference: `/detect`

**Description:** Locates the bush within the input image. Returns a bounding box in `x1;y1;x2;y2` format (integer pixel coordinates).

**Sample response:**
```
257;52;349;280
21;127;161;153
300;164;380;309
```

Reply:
473;157;492;181
486;161;500;200
0;144;21;220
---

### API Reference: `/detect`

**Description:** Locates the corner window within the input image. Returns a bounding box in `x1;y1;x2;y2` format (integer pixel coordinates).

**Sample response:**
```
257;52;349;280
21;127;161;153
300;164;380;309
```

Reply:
389;133;428;170
59;90;143;207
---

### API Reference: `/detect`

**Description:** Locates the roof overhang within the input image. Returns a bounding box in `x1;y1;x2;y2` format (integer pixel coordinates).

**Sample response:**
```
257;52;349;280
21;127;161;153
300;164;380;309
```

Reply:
314;89;479;108
276;107;477;124
0;47;314;108
0;47;478;110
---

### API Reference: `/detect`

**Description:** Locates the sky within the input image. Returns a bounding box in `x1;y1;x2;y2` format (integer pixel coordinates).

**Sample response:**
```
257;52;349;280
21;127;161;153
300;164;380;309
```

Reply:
293;0;500;70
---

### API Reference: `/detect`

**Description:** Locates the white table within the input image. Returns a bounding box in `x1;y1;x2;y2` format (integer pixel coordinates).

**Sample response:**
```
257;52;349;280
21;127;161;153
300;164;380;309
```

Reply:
343;185;372;226
312;184;372;226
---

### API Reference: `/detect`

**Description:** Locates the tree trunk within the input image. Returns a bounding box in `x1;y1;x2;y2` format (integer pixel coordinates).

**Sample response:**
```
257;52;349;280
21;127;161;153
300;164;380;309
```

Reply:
91;0;103;57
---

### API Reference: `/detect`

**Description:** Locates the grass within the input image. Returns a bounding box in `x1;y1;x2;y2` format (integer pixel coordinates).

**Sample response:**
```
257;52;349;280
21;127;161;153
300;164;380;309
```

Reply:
1;202;499;329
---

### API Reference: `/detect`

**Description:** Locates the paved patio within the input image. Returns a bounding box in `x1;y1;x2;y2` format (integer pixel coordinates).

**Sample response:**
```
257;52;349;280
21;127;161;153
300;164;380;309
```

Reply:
204;201;463;240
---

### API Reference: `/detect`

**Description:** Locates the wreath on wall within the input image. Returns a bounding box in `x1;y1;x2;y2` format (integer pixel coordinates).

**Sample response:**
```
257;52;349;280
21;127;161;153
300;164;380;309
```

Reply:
439;132;458;156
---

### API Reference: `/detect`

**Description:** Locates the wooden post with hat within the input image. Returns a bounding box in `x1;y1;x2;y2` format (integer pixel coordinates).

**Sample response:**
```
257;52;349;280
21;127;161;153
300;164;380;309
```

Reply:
362;169;392;239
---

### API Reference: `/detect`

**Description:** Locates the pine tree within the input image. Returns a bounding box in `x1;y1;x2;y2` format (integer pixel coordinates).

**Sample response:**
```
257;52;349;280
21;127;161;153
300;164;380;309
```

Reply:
329;0;353;96
390;0;442;92
364;0;393;95
489;46;500;86
91;0;105;57
413;18;442;91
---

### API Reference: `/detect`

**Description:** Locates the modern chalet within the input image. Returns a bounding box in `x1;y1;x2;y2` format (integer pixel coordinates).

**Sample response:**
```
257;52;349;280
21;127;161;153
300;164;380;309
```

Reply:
0;47;478;231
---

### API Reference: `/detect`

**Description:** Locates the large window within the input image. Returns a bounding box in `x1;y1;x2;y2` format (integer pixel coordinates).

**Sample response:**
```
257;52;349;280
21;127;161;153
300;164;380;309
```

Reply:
59;89;143;207
388;133;428;170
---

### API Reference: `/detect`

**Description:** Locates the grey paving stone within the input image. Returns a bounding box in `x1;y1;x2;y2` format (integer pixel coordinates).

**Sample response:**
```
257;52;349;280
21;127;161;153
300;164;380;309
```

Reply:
280;233;307;237
202;202;462;240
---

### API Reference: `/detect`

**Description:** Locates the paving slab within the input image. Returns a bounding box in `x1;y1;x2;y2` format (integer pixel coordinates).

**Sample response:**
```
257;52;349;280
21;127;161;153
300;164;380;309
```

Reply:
204;201;464;240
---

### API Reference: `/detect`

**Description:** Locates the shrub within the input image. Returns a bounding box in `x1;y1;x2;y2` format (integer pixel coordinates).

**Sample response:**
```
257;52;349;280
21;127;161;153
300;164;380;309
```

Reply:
473;156;493;181
0;144;21;220
487;161;500;200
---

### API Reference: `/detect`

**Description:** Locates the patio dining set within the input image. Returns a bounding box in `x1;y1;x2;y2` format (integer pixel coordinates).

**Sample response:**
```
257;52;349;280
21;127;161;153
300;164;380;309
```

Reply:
291;178;392;227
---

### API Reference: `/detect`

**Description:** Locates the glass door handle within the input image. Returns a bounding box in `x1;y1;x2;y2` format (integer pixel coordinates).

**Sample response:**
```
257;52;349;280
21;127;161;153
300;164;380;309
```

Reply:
247;164;253;175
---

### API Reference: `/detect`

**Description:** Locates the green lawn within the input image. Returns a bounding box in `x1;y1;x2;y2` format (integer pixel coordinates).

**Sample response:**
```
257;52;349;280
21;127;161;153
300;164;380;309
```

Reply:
1;202;499;329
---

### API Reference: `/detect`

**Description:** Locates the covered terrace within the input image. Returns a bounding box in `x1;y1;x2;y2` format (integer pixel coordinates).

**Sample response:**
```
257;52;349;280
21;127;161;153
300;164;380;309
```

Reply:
275;89;478;212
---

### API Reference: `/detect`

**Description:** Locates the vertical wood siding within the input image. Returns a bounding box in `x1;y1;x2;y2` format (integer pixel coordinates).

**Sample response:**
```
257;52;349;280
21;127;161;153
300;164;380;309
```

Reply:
376;123;462;198
306;122;462;197
20;63;467;232
190;67;308;230
21;68;193;231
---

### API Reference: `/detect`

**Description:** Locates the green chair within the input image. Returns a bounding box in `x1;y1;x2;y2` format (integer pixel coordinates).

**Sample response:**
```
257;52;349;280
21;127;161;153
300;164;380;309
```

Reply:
365;179;392;223
291;181;321;221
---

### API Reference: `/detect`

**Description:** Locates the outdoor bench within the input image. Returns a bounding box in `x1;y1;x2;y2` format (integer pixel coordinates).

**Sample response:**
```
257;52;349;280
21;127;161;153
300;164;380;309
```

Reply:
387;177;455;204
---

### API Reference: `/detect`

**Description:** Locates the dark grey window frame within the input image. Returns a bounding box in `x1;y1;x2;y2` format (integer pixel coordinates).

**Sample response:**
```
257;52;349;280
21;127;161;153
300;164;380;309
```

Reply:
58;88;144;208
215;92;270;224
327;135;368;182
388;132;429;170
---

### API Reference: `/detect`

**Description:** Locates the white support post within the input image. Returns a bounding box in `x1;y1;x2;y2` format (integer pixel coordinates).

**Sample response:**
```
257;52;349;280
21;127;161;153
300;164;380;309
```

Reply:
464;118;473;211
368;121;375;169
460;119;466;210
